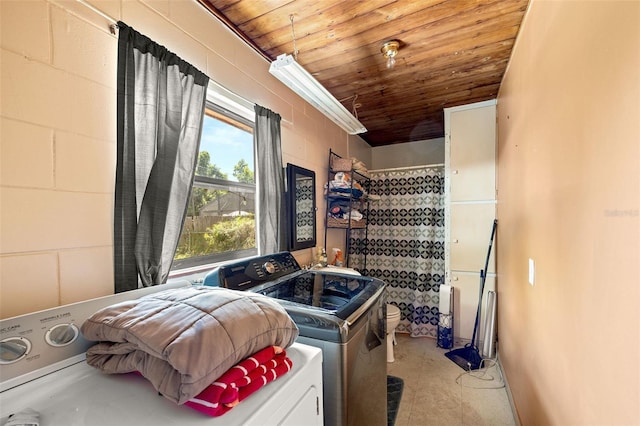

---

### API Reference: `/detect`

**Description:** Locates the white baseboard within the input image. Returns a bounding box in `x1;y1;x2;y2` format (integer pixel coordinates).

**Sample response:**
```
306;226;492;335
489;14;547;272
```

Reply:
496;350;520;426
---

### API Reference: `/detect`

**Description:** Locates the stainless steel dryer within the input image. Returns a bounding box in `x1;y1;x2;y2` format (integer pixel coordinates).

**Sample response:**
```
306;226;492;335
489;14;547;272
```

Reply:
204;251;388;426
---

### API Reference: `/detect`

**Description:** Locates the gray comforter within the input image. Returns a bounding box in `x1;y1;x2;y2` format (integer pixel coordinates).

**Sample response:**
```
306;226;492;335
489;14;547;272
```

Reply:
81;286;299;404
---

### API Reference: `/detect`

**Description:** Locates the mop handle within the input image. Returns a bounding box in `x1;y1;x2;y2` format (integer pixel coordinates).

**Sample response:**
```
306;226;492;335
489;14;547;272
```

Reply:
483;219;498;277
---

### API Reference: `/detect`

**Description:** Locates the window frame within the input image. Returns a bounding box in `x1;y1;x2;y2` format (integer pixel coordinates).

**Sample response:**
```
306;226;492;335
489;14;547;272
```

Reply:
171;98;257;272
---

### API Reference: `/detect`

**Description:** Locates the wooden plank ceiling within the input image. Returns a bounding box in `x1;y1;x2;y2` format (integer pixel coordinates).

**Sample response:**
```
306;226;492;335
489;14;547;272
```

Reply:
198;0;529;147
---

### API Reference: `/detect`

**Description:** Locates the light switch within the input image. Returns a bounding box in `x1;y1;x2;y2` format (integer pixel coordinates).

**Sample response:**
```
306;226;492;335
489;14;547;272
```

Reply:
528;258;535;286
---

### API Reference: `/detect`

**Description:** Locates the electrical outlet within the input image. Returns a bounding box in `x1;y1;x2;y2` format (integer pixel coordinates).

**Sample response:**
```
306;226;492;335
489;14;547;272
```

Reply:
528;258;535;285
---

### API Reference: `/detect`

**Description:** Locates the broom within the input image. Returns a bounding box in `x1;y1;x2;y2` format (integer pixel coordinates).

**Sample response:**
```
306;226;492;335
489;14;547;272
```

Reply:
445;219;497;370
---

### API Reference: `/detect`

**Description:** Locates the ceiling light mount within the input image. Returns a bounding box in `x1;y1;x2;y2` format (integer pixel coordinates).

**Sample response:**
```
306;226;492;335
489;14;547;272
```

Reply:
381;40;400;69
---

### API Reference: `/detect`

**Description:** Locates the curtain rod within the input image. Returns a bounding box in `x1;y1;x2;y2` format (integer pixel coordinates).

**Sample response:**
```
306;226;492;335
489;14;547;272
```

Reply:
75;0;118;34
73;0;290;127
369;163;444;173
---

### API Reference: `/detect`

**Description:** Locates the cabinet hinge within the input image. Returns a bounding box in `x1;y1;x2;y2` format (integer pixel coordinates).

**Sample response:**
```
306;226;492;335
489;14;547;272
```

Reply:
316;396;320;415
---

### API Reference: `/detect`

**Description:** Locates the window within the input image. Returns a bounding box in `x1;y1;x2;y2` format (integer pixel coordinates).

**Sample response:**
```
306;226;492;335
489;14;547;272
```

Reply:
172;102;257;270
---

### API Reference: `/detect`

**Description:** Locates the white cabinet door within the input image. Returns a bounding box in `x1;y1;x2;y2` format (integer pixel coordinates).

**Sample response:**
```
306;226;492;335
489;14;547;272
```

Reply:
449;105;496;202
449;203;496;273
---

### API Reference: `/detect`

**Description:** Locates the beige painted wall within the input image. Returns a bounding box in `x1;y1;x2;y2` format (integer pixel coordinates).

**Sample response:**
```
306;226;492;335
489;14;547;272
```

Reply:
496;1;639;424
0;0;368;319
371;137;444;170
348;134;372;168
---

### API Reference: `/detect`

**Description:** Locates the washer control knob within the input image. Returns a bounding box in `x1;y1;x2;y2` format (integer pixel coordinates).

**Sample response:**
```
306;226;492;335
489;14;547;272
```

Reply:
45;323;79;347
0;337;32;364
262;261;276;275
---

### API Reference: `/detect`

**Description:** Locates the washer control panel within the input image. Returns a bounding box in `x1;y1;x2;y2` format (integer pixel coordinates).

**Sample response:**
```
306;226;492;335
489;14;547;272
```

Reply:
203;251;302;290
0;337;32;364
45;323;79;347
0;281;189;391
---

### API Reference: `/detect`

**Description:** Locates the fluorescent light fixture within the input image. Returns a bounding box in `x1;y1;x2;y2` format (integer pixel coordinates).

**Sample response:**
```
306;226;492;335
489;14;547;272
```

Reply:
269;54;367;135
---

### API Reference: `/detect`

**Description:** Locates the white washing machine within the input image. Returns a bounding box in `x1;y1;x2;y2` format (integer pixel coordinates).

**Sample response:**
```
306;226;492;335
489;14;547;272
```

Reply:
0;282;323;425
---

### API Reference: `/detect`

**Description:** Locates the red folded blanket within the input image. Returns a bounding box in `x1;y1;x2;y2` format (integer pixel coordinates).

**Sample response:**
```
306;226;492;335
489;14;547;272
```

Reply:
185;345;293;417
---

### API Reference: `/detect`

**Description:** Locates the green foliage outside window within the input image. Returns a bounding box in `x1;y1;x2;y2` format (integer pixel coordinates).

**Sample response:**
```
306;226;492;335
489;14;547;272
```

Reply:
203;216;256;252
175;216;255;260
187;151;227;217
233;159;254;183
175;151;255;260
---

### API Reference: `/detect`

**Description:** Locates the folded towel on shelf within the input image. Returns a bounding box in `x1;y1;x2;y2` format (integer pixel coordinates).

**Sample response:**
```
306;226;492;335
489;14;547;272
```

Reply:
185;346;293;417
349;209;363;221
351;158;370;178
327;180;364;199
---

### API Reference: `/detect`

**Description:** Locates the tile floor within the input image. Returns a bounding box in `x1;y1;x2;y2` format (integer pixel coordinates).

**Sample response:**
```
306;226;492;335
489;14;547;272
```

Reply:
387;334;516;426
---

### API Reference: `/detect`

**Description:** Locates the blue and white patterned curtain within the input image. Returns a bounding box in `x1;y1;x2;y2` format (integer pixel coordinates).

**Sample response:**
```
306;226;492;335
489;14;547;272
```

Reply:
350;166;445;337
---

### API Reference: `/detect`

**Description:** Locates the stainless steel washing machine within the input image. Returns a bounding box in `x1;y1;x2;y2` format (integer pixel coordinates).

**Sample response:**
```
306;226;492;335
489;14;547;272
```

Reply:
204;251;388;426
